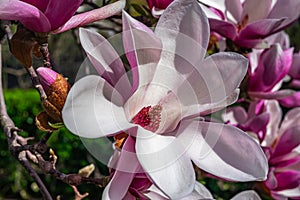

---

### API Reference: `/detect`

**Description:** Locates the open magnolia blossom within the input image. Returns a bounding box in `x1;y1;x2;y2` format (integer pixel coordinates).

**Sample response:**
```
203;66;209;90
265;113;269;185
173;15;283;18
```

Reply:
223;100;300;199
197;0;300;48
0;0;125;33
262;101;300;199
62;0;268;198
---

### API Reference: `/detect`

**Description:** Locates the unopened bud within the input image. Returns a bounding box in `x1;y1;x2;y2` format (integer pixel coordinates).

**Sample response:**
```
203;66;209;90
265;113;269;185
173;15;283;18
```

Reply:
36;67;70;130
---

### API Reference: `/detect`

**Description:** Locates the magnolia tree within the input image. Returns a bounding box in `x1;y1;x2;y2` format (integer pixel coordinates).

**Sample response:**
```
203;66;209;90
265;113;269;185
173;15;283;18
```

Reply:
0;0;299;199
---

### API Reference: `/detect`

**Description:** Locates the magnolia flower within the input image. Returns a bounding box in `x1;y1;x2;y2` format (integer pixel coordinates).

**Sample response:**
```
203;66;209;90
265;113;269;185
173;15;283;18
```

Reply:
247;44;294;100
224;100;300;199
0;0;125;33
62;0;268;198
260;101;300;199
198;0;300;48
103;136;213;199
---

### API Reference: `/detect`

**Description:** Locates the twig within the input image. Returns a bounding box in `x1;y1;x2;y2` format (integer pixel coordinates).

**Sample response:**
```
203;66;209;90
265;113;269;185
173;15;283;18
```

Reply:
0;44;53;200
40;43;51;68
26;66;47;101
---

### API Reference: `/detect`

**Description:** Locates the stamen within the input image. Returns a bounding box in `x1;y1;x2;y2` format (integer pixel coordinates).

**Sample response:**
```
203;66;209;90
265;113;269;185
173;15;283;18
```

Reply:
132;105;162;132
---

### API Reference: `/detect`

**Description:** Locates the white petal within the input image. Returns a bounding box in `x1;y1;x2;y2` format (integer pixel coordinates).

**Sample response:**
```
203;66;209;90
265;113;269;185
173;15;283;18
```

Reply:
79;28;132;100
62;75;132;138
231;190;262;200
135;127;195;199
277;187;300;198
181;182;213;200
177;120;268;181
263;100;282;146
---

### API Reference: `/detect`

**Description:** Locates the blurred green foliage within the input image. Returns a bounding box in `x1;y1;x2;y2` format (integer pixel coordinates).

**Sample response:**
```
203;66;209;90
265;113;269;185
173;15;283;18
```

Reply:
0;89;108;199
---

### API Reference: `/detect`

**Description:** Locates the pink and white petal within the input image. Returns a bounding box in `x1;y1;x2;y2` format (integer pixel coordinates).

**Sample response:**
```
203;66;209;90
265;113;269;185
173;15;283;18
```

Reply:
280;107;300;134
183;89;239;118
21;0;49;12
79;28;131;100
0;0;51;32
272;126;300;157
225;0;243;22
155;0;209;68
181;182;213;200
144;185;169;200
263;100;281;147
62;75;132;138
135;127;195;199
177;120;268;181
242;0;272;23
279;92;300;108
249;45;293;92
54;0;125;33
248;90;295;100
231;190;262;200
44;0;82;30
198;0;226;13
289;53;300;79
267;0;300;29
222;106;248;125
108;136;141;199
276;187;300;198
208;19;237;40
266;31;290;49
275;170;300;191
122;10;162;92
177;52;247;108
239;19;286;41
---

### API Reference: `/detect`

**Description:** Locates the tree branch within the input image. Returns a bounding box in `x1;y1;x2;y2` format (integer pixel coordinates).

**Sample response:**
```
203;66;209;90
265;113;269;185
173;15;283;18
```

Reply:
0;43;53;200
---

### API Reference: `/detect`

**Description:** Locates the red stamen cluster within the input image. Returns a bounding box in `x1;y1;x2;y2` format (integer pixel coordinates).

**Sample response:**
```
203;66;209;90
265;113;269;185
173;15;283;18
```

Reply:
132;105;162;132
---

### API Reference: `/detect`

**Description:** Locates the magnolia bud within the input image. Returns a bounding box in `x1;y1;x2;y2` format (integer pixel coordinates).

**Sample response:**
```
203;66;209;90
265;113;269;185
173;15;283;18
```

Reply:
36;67;70;131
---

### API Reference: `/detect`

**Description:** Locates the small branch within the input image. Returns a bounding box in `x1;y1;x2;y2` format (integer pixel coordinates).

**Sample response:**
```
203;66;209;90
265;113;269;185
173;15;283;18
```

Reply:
26;66;47;101
40;43;51;68
0;44;53;200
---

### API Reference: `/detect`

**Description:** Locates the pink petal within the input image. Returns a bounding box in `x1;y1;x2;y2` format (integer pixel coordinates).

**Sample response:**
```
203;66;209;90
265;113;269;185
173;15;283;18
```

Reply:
135;127;195;199
280;107;300;133
266;31;290;49
54;0;125;33
177;120;268;181
62;75;133;138
208;19;237;41
78;28;132;100
0;0;51;32
267;0;300;30
44;0;83;30
109;136;141;199
239;19;287;41
275;170;300;191
224;0;242;22
21;0;49;12
289;53;300;79
242;0;272;23
223;106;248;124
122;10;162;92
272;126;300;158
279;92;300;108
249;45;293;92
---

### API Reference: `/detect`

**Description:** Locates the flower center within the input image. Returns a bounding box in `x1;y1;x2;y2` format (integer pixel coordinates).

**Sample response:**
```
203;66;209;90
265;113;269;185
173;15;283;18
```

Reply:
132;105;162;132
237;14;249;32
